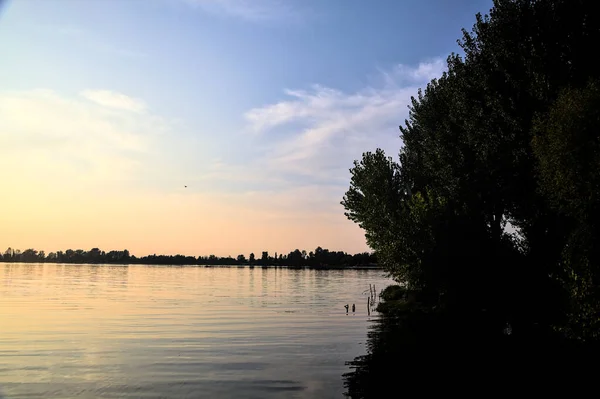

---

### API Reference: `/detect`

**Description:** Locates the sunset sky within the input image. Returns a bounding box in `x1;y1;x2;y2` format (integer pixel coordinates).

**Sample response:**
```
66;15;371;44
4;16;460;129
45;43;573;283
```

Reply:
0;0;492;257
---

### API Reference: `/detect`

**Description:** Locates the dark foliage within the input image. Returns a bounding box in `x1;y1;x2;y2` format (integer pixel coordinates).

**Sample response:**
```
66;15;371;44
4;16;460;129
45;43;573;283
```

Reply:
342;0;600;343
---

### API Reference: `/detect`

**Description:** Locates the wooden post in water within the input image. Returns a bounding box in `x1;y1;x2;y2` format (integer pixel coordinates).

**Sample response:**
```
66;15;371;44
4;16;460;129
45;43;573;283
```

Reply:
373;284;376;302
367;296;370;316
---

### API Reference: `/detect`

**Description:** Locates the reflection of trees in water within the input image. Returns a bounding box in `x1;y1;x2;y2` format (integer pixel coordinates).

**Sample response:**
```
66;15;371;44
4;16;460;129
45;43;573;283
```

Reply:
106;265;130;288
343;309;600;398
342;309;473;398
343;315;402;399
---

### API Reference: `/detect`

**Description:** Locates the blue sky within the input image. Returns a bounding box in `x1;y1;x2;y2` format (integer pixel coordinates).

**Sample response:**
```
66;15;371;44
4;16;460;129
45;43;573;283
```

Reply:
0;0;493;256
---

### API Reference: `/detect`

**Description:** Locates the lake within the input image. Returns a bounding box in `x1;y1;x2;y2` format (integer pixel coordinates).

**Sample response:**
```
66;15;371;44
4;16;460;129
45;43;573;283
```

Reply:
0;263;392;399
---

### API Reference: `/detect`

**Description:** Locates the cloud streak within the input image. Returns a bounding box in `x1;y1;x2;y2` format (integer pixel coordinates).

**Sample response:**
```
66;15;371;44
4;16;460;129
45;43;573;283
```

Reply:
81;90;147;113
243;58;447;182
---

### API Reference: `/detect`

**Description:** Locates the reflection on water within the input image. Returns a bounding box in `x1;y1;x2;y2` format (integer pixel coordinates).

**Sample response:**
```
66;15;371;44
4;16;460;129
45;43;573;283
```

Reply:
343;303;600;397
0;264;391;398
343;313;407;398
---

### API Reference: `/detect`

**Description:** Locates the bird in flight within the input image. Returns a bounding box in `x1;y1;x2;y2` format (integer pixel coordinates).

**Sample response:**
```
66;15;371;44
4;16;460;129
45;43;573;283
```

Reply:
184;185;187;188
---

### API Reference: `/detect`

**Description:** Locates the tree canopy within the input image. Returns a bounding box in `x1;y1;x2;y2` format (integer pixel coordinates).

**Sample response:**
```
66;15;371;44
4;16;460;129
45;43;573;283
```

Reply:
343;0;600;340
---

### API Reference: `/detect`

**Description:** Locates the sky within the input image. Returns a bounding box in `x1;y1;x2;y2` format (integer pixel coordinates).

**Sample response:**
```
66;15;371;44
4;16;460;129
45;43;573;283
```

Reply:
0;0;493;257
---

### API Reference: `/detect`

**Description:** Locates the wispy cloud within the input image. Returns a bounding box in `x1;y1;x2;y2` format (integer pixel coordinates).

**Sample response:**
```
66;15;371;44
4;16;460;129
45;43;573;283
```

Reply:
390;57;447;85
174;58;447;246
81;90;147;113
183;58;448;238
182;0;306;22
243;58;447;182
0;89;170;186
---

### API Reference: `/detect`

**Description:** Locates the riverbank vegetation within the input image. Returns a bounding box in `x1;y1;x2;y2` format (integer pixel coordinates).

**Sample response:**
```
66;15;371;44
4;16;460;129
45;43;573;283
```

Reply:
0;246;377;267
342;0;600;347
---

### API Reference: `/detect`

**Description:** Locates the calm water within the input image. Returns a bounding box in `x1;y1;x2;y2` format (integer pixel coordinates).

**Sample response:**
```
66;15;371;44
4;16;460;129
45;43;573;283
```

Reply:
0;263;391;399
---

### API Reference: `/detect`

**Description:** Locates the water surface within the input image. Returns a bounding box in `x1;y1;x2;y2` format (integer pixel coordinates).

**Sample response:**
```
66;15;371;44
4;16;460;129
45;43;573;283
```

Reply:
0;264;391;398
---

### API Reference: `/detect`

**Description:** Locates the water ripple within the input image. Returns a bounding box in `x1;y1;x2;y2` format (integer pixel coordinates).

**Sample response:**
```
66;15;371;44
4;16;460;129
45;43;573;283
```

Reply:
0;264;391;398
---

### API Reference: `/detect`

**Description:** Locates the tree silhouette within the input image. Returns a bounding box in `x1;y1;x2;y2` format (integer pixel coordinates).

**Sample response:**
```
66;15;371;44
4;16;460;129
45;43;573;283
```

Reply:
0;246;376;267
343;0;600;341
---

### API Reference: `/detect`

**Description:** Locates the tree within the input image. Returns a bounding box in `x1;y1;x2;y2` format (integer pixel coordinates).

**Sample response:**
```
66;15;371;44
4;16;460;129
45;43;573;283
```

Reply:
4;247;14;261
88;248;102;263
287;249;303;266
249;253;255;263
533;81;600;223
532;80;600;340
261;251;269;262
343;0;600;339
342;149;415;284
21;249;39;263
454;0;600;338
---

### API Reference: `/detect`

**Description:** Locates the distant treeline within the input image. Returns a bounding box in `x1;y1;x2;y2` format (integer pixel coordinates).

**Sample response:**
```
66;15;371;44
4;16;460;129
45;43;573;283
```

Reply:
0;246;377;267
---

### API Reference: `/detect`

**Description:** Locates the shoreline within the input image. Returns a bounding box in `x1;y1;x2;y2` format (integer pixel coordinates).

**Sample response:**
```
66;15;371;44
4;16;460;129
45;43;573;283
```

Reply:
0;261;382;270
